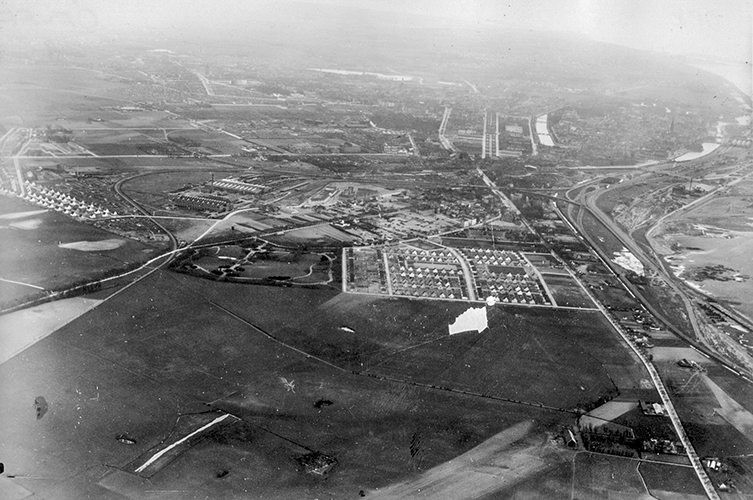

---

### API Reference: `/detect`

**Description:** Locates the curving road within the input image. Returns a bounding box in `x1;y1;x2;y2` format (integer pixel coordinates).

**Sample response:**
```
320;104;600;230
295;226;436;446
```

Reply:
553;201;721;500
114;174;178;251
569;180;752;378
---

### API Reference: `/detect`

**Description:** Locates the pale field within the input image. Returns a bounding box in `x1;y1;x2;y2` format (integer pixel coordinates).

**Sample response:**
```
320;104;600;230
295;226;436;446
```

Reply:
651;347;713;364
581;401;637;429
703;374;753;445
59;239;126;251
0;296;102;365
276;224;358;242
670;231;753;320
365;420;550;499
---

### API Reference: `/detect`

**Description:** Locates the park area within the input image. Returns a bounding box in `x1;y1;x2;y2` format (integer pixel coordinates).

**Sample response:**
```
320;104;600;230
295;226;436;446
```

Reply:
175;243;334;285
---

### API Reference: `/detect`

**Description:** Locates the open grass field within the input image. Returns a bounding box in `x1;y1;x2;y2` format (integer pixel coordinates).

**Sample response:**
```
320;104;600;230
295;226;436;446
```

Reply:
656;362;753;457
610;406;678;442
75;129;160;155
222;292;650;411
123;169;228;194
581;275;641;310
366;421;553;499
639;461;708;499
544;274;596;308
705;364;753;415
702;374;753;443
636;362;753;470
480;450;574;500
0;196;160;308
544;452;707;500
572;452;648;498
2;270;588;499
3;232;747;498
266;225;359;245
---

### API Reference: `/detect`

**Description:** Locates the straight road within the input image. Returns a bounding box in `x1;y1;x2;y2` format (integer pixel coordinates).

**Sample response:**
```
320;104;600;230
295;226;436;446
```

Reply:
572;180;753;378
553;201;720;500
438;107;455;152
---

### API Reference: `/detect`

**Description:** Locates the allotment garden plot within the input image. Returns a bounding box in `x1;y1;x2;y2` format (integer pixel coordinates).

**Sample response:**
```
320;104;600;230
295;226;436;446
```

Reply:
344;241;585;307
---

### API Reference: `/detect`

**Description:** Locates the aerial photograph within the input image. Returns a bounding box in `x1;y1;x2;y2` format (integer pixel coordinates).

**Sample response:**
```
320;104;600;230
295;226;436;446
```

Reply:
0;0;751;498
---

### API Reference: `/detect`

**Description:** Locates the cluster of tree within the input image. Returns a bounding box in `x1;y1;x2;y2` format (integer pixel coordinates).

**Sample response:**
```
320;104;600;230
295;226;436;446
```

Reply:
136;143;183;155
578;391;619;414
581;441;637;458
580;423;638;457
168;135;202;148
45;124;73;143
624;270;650;286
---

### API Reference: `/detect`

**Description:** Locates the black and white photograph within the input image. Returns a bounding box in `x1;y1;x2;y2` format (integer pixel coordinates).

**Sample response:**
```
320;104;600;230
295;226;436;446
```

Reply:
0;1;751;498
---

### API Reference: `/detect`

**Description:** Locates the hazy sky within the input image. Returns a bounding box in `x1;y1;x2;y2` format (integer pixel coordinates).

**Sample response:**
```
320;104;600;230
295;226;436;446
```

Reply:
2;0;750;63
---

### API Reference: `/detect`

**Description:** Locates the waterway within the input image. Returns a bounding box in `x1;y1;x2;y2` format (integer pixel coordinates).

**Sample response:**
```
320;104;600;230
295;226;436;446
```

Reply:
673;142;720;162
535;115;554;147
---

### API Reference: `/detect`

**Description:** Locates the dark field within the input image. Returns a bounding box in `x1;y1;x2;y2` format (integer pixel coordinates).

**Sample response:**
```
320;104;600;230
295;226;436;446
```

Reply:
0;196;160;308
544;274;596;308
120;169;234;213
572;452;647;498
76;129;159;156
562;452;707;500
656;363;753;458
581;274;641;310
578;208;628;258
480;451;574;500
639;461;708;499
0;268;658;498
236;291;646;410
612;406;678;442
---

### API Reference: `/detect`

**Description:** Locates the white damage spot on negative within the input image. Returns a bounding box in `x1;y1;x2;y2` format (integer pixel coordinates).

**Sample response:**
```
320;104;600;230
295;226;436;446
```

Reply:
448;306;488;335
